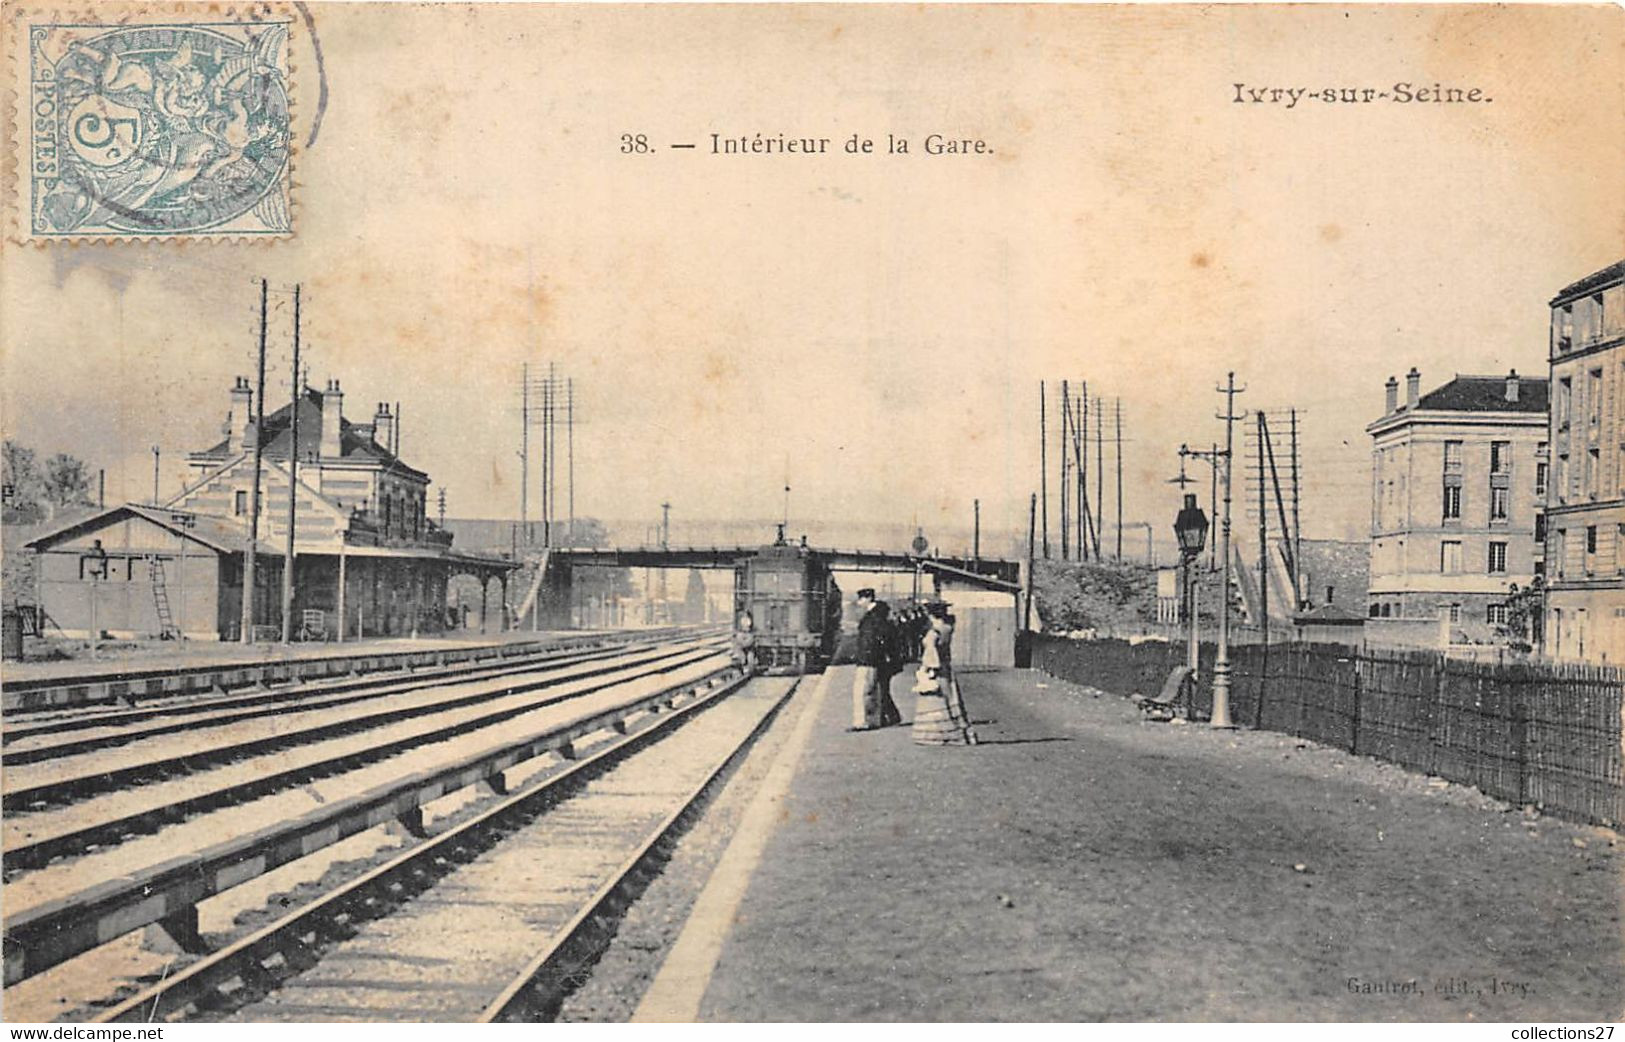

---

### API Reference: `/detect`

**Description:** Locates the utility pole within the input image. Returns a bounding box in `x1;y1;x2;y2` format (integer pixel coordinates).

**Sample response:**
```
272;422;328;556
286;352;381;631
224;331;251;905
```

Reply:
1115;397;1123;561
1078;386;1089;561
281;285;302;644
520;362;529;544
150;446;160;505
393;401;400;456
1039;381;1049;559
546;362;557;548
241;278;268;644
1095;395;1104;561
973;498;981;561
1209;442;1218;573
1212;371;1245;729
1257;412;1270;650
1290;407;1302;609
1059;380;1070;560
567;376;575;545
1023;493;1036;635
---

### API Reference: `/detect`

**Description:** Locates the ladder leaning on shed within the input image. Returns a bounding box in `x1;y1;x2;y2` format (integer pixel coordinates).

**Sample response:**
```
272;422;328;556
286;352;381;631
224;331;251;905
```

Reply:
148;555;179;640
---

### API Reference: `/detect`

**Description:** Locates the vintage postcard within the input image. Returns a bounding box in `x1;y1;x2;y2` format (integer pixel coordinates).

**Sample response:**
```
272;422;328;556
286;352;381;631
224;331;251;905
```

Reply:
1;1;1622;1027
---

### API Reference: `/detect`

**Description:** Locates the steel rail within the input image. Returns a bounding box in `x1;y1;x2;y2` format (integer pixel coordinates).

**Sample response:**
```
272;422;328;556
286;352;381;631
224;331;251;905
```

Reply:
1;646;721;877
6;658;739;988
2;640;723;811
3;636;703;769
480;677;796;1022
3;642;639;763
92;667;760;1023
2;632;670;746
1;625;720;713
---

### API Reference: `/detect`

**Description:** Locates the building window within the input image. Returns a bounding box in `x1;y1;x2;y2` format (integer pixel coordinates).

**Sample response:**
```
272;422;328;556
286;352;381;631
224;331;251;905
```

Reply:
234;490;247;516
1380;603;1392;618
1590;368;1604;427
1587;525;1599;555
1443;441;1463;473
1558;303;1574;351
1557;455;1569;504
1535;512;1546;543
1487;604;1509;626
1554;529;1567;579
1490;486;1509;523
1490;441;1512;475
1488;541;1508;574
1535;461;1548;499
1441;540;1462;574
1369;602;1380;618
1558;377;1573;429
1442;484;1462;521
1440;603;1461;622
1588;448;1600;498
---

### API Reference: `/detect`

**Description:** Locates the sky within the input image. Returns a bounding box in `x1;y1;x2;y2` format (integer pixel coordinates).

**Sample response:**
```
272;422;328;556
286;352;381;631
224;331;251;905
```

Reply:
3;4;1621;558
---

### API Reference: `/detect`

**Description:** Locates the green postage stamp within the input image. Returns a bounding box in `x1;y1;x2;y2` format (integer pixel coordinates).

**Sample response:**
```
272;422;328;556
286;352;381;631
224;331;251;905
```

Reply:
13;9;294;241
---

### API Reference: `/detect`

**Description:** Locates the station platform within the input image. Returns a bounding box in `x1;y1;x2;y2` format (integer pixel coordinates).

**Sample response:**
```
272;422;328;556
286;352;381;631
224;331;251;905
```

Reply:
642;666;1625;1022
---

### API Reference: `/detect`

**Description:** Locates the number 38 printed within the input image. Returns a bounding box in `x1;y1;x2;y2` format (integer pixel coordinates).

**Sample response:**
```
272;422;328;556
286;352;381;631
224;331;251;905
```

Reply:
620;133;650;154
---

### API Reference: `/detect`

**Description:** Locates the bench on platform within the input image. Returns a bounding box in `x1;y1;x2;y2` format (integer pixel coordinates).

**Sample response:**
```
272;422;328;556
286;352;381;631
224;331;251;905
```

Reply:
1131;665;1193;722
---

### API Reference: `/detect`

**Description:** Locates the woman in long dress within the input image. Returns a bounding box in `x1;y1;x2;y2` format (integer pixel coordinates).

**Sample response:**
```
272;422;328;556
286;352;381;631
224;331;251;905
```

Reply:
911;605;979;746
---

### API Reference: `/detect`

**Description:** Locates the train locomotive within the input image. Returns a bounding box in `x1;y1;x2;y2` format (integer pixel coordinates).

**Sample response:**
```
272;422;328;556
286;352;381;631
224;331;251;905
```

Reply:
732;527;842;674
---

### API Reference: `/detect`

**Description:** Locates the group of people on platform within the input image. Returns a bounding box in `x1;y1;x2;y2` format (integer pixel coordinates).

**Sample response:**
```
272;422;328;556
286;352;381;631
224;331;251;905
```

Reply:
848;588;978;746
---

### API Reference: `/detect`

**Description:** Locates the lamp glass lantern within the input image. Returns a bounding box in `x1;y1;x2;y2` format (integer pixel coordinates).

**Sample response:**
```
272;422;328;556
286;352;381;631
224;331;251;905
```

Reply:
1173;493;1209;559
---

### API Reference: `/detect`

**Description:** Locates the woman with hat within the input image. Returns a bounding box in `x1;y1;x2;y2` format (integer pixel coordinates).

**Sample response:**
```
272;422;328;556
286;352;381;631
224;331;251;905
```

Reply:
911;603;979;746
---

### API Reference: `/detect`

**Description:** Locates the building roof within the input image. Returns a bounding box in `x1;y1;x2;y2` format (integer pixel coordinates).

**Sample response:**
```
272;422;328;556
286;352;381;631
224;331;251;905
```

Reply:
1415;374;1549;415
1551;259;1625;306
23;504;253;554
193;388;428;481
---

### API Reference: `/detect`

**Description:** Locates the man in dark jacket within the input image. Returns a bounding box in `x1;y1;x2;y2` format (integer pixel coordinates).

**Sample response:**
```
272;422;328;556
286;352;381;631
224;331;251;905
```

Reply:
850;589;887;730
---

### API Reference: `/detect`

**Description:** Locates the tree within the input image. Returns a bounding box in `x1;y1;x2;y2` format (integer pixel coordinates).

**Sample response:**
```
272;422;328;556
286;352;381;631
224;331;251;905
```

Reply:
1497;576;1544;653
40;453;95;520
2;440;46;524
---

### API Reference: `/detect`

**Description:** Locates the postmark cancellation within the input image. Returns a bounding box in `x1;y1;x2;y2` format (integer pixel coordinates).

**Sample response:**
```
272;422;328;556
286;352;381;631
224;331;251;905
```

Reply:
9;6;294;241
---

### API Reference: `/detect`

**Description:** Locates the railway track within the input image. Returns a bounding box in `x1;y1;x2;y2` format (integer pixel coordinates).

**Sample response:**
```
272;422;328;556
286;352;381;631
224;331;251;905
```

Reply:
3;639;726;876
3;637;724;809
4;653;744;986
2;631;702;753
84;674;795;1022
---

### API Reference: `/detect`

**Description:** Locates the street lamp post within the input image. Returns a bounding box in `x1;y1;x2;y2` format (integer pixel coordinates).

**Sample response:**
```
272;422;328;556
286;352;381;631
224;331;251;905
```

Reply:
1173;493;1209;702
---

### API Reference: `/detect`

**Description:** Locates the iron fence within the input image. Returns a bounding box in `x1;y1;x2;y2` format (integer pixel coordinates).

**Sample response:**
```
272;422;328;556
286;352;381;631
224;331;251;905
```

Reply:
1032;635;1625;828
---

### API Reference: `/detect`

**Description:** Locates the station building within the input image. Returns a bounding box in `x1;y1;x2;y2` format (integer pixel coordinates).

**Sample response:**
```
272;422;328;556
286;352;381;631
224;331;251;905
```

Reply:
25;378;516;641
1543;259;1625;662
1365;368;1548;647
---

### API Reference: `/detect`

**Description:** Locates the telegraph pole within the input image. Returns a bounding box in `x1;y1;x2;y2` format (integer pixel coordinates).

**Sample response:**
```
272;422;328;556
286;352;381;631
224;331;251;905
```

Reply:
281;285;302;644
1095;395;1104;561
1290;407;1302;609
1212;371;1245;729
150;446;160;505
1078;386;1089;561
520;363;529;544
1024;493;1036;633
973;498;981;561
567;376;575;544
1039;381;1049;559
241;279;268;644
1059;381;1070;560
1256;412;1270;649
1115;398;1123;561
546;362;558;547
